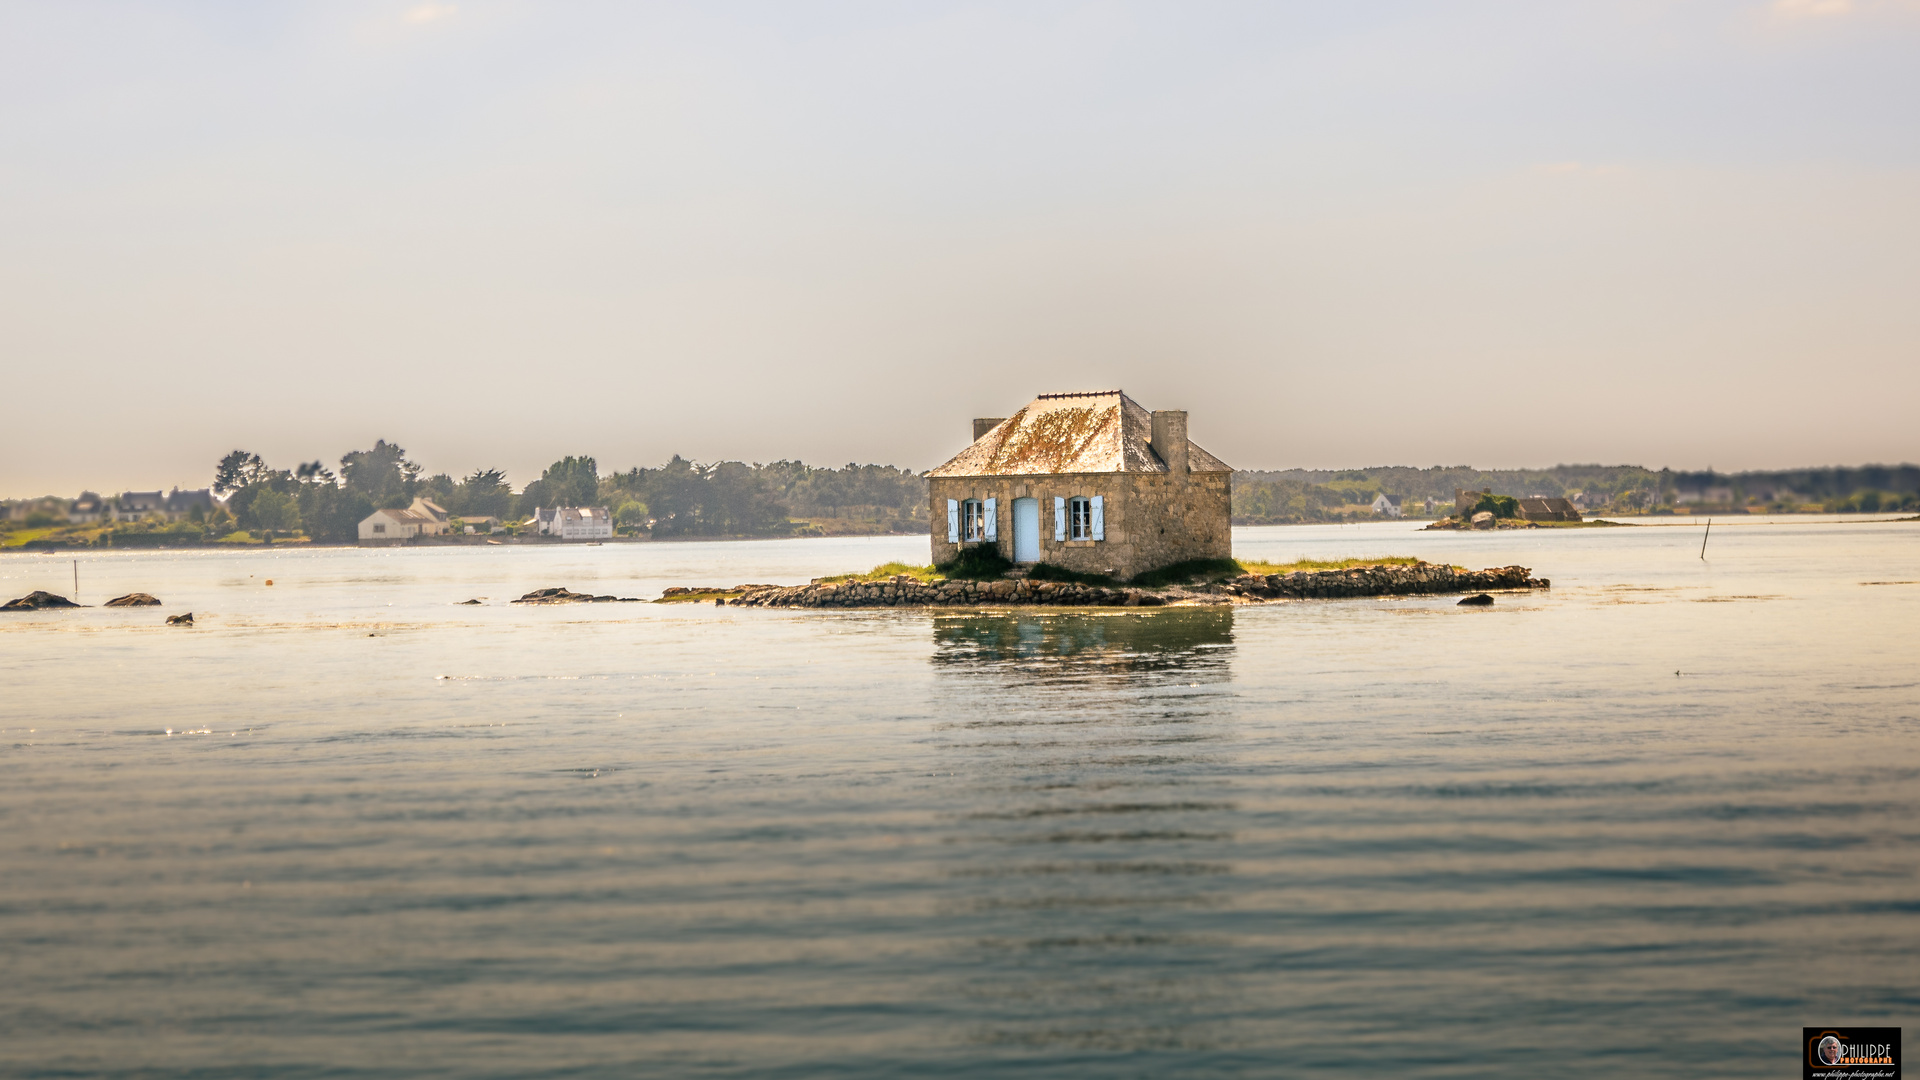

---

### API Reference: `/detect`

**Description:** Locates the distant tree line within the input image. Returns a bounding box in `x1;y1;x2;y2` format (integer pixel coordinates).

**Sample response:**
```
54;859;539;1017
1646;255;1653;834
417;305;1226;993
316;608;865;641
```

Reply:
205;443;931;541
1668;465;1920;511
16;452;1910;547
1231;463;1920;523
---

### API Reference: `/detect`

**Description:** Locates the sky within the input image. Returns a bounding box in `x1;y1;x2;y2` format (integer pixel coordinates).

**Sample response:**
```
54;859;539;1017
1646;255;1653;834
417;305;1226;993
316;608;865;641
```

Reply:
2;0;1916;497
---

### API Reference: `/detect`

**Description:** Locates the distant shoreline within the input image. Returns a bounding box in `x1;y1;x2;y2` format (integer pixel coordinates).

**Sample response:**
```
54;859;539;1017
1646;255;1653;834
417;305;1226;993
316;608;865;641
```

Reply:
3;513;1911;555
0;531;927;554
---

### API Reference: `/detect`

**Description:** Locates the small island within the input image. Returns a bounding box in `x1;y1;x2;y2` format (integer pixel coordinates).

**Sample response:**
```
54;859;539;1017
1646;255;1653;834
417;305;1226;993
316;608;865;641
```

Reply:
663;396;1552;610
658;554;1547;609
1422;489;1631;530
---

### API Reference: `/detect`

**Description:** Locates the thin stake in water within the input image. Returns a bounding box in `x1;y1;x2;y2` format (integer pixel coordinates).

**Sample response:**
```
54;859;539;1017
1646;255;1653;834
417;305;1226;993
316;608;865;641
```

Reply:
1700;518;1711;560
73;559;78;601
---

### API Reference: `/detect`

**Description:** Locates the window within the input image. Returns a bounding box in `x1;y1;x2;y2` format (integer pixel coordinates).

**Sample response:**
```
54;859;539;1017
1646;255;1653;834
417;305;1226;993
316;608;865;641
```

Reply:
962;499;986;542
372;523;386;534
1069;497;1093;540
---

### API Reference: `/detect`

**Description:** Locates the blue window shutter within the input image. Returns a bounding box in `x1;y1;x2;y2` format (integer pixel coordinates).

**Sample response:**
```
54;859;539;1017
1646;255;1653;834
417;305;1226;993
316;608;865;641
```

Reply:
983;498;997;541
1090;495;1105;541
947;499;959;543
1054;497;1067;541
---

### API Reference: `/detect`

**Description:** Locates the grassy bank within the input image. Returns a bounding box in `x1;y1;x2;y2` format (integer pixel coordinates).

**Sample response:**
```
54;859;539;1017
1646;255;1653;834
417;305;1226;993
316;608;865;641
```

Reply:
815;561;944;584
0;523;307;548
1235;555;1425;575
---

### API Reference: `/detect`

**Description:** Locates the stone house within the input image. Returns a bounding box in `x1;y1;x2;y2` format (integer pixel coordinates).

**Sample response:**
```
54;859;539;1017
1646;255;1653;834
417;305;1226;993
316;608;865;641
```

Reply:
358;498;452;541
1454;488;1492;517
68;492;108;524
926;390;1231;581
165;488;215;519
113;490;168;521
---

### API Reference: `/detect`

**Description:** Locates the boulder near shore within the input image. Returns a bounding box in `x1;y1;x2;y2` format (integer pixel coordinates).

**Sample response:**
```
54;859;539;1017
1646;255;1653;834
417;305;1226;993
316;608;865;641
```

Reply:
2;591;82;610
104;593;161;607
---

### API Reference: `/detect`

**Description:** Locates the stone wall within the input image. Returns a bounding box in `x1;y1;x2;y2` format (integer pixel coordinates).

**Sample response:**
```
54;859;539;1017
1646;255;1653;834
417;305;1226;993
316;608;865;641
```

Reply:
928;470;1230;581
722;576;1168;608
1221;563;1546;599
713;561;1546;609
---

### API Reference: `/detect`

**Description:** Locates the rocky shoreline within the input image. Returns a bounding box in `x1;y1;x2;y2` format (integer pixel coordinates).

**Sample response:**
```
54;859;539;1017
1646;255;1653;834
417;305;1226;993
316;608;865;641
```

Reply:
711;561;1546;609
1218;563;1545;600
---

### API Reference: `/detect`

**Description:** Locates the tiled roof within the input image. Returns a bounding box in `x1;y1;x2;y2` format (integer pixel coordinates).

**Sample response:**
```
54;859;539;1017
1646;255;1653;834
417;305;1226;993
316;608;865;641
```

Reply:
371;506;441;524
928;391;1229;478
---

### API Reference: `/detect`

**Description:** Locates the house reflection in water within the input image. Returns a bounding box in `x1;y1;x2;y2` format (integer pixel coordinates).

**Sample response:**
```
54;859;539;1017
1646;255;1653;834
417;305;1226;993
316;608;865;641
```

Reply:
930;607;1235;686
926;607;1244;1053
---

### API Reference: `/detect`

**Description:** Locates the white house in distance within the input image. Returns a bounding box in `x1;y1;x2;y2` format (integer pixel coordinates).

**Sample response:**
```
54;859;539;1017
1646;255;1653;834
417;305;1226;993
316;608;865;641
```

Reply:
1370;493;1404;518
530;506;613;540
358;498;452;542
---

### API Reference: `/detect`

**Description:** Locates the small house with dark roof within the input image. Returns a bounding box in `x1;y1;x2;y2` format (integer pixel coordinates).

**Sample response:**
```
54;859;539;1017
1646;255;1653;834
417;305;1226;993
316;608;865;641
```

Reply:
68;491;108;524
112;487;216;522
927;390;1231;580
1516;497;1582;523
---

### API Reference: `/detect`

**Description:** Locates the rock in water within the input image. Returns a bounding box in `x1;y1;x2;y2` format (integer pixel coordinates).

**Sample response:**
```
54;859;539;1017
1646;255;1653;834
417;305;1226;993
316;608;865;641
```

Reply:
458;599;484;605
166;612;194;625
1457;593;1494;606
511;587;643;604
1470;511;1496;529
2;591;81;610
104;593;161;607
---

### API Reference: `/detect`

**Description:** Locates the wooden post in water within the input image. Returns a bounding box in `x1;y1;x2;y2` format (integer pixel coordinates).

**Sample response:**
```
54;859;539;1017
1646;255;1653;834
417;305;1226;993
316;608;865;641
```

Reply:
1699;519;1711;560
73;559;78;601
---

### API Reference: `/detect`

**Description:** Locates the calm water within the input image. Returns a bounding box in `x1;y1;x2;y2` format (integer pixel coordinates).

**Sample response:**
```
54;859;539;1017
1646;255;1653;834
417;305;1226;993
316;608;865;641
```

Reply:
3;520;1916;1077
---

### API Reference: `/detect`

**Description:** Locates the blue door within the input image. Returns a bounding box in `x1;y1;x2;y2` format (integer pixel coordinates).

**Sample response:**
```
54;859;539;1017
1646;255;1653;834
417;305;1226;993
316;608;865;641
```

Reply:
1012;498;1040;563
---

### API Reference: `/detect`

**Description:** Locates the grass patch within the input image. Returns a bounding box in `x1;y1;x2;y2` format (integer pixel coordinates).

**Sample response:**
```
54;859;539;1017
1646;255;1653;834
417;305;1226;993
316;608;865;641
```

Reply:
654;588;746;603
1235;555;1425;575
2;527;64;548
816;561;945;585
2;525;117;548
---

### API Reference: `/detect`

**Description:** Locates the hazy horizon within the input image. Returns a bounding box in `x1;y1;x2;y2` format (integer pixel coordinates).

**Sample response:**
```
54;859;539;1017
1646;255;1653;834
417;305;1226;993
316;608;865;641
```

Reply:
4;1;1916;497
8;446;1920;503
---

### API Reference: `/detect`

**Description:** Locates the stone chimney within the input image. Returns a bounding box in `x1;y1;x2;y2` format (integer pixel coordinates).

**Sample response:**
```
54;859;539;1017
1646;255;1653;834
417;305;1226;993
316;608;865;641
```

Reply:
1150;410;1189;477
973;417;1007;442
